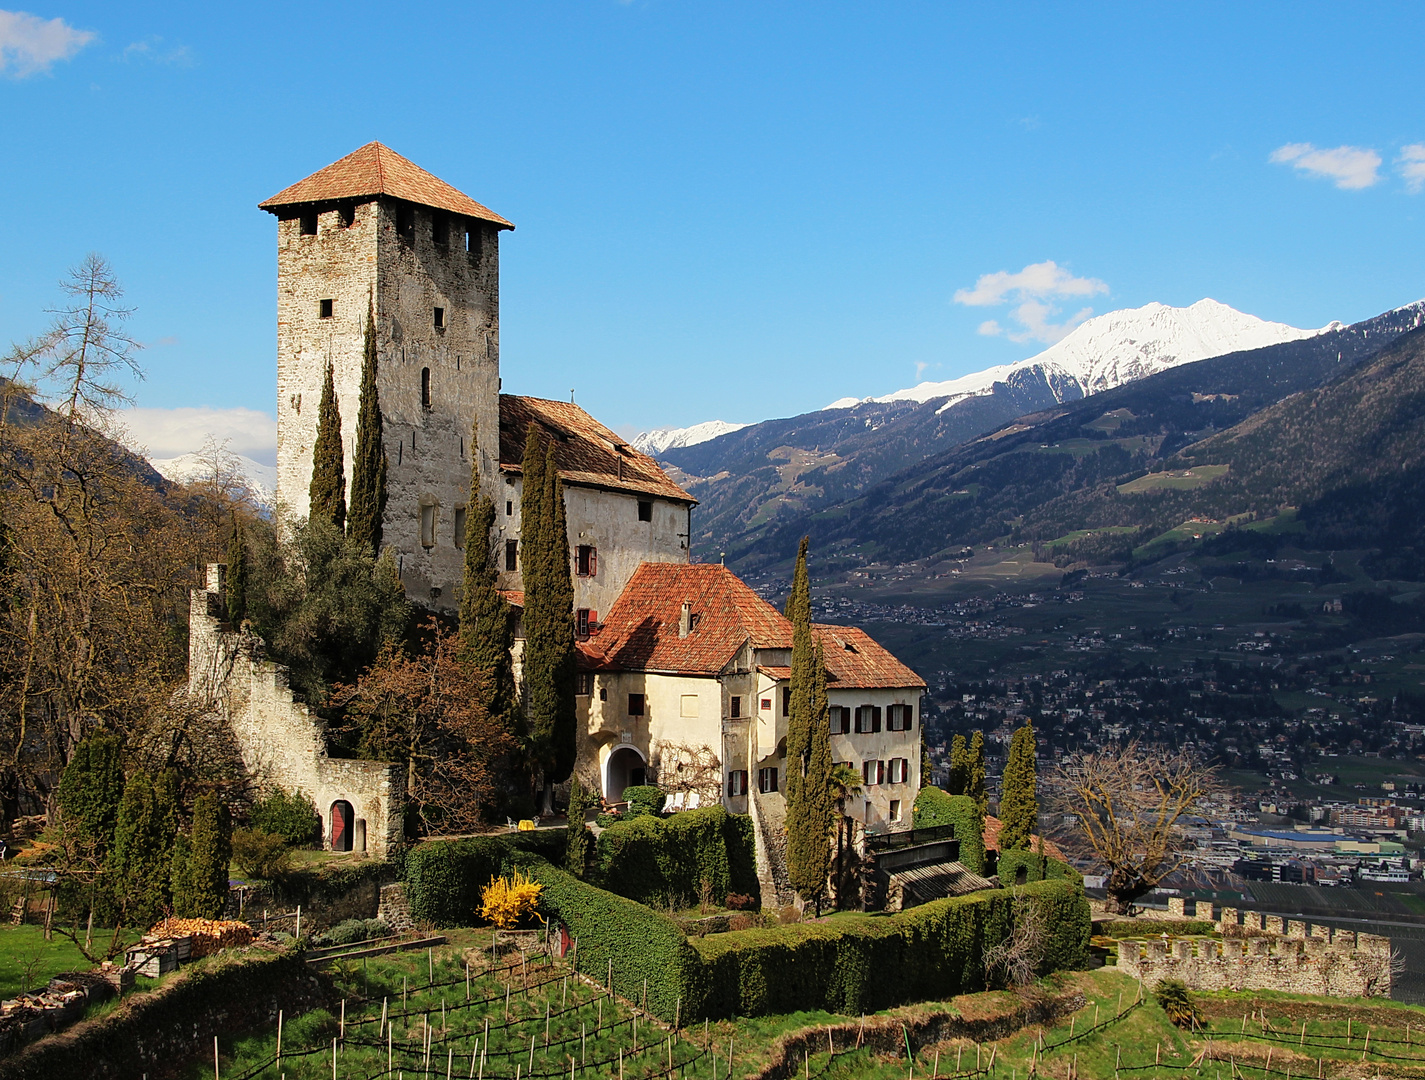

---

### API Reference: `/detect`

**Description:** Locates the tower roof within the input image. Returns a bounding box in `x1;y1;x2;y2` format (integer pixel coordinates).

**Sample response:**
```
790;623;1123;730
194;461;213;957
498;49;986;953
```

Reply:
259;141;514;229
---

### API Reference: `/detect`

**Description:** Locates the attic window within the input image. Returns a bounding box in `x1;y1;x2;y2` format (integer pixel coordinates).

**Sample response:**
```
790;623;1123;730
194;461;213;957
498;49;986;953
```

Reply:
842;640;858;653
432;214;449;247
338;205;355;229
433;307;445;330
638;500;652;522
300;211;318;236
319;299;334;319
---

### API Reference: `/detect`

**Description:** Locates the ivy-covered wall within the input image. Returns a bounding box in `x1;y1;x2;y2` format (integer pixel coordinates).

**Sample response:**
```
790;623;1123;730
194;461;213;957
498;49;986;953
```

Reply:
910;788;985;875
594;807;758;908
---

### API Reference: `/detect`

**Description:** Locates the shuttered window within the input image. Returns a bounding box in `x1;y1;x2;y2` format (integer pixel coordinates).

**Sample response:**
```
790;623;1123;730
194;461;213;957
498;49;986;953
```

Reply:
887;758;909;784
828;706;850;734
862;759;884;786
758;767;778;793
854;706;882;734
727;770;748;797
887;704;914;731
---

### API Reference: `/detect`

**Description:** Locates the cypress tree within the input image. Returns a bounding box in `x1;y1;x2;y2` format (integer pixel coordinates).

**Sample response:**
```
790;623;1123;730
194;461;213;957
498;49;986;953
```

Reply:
347;298;388;554
458;417;515;732
169;833;192;915
55;731;124;859
225;513;247;626
176;793;231;920
948;734;969;795
309;362;346;531
544;445;577;785
565;777;594;877
998;720;1038;851
784;538;834;910
109;771;168;927
968;730;989;818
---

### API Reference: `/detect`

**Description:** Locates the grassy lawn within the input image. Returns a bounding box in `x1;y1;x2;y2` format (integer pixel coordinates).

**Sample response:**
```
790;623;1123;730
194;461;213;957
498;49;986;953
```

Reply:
1118;464;1230;494
0;923;137;999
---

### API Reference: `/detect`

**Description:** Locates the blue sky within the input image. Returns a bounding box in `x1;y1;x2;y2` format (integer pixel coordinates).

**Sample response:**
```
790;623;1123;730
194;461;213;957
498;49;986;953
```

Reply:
2;2;1424;464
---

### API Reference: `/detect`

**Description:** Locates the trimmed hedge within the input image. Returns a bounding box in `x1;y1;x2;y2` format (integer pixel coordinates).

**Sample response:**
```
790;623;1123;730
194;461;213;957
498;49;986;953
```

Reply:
594;807;758;908
621;785;666;817
1098;919;1216;939
689;878;1088;1019
404;830;565;926
994;851;1081;888
911;788;985;875
511;853;699;1023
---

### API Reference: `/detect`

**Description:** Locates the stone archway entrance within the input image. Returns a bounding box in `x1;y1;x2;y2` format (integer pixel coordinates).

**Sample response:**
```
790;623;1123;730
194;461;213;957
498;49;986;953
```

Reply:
604;746;646;803
330;800;354;851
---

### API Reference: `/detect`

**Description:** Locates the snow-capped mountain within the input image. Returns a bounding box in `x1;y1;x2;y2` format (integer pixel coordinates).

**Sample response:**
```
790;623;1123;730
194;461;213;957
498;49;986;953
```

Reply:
631;420;749;456
826;299;1329;411
150;451;277;506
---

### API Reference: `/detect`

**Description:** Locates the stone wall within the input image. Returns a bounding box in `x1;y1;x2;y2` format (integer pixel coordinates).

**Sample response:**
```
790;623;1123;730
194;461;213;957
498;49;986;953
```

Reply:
188;565;403;857
1117;916;1393;997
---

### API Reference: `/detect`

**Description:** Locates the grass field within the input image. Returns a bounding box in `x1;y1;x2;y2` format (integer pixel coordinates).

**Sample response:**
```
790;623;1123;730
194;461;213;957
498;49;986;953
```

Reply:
0;923;136;999
1117;465;1230;495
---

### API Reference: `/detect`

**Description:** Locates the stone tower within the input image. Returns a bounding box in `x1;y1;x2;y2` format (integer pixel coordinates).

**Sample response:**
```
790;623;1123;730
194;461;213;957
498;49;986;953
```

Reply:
260;142;514;605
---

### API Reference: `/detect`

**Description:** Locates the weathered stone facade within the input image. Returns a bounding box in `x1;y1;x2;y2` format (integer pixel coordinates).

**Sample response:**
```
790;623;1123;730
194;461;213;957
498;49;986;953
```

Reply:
188;565;403;856
1117;907;1393;998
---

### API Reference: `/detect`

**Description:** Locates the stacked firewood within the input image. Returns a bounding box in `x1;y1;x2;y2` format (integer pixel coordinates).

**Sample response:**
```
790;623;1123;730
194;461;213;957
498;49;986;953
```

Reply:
147;918;255;957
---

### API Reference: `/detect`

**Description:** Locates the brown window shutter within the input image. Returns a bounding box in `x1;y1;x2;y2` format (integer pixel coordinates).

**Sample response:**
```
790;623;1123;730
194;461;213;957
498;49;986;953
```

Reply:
877;760;885;785
590;548;597;576
872;707;882;734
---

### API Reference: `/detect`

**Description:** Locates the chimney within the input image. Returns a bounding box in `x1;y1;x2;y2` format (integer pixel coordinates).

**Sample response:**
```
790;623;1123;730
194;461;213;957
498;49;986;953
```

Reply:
678;601;692;638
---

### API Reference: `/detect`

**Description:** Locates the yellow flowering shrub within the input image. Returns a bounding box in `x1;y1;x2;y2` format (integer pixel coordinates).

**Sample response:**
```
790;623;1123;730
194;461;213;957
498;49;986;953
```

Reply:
479;866;543;928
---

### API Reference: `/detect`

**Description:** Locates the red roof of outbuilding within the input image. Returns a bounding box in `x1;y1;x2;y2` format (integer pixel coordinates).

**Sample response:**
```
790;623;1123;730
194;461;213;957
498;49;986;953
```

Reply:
499;395;694;504
578;563;791;676
259;142;514;229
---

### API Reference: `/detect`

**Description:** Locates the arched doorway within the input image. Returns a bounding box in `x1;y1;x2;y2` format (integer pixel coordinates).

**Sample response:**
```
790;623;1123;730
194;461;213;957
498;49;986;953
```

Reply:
604;746;646;803
330;800;354;852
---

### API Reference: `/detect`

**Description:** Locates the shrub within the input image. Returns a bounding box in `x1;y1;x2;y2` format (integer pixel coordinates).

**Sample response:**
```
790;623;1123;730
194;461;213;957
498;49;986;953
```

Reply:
594;806;758;908
622;785;665;817
725;892;758;911
911;787;985;874
232;828;292;880
994;850;1081;887
402;829;565;926
1153;979;1203;1029
313;918;389;947
1098;919;1215;938
480;867;544;928
594;811;623;829
250;789;321;847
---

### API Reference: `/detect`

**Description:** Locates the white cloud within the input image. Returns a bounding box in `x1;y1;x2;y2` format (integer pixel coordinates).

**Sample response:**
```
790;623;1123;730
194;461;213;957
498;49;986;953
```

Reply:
954;260;1108;344
0;9;94;76
1398;144;1425;194
1270;142;1381;190
115;406;276;466
122;36;194;66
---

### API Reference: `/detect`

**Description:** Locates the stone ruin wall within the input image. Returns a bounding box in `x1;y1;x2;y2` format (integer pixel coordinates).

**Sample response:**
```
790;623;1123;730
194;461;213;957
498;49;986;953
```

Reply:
1118;899;1392;998
188;565;403;857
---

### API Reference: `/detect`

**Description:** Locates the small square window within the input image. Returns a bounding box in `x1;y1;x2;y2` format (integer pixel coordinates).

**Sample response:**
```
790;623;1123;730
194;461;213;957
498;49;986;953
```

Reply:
889;799;902;823
454;507;467;549
434;307;445;330
727;770;748;797
505;538;518;571
760;698;772;711
758;767;778;794
300;211;318;236
338;205;355;228
628;693;645;717
319;298;334;319
576;608;591;638
680;694;698;718
576;545;596;577
638;500;653;522
730;696;741;718
576;672;594;696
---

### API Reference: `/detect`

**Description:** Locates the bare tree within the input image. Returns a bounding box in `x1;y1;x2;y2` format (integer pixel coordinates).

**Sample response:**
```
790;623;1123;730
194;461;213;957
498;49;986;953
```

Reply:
983;888;1049;988
650;742;721;804
1051;742;1223;914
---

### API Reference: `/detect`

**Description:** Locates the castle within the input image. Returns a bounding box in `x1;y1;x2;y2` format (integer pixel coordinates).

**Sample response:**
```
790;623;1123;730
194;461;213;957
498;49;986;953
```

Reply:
192;143;925;866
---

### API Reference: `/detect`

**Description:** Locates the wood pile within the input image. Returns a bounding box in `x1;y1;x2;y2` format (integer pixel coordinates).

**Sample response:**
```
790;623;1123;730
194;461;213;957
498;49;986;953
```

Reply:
147;918;255;957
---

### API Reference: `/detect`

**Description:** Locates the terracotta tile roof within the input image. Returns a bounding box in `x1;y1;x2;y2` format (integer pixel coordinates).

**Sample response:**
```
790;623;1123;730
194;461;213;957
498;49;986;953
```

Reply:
259;142;514;229
497;590;525;607
813;625;925;690
756;666;793;680
981;814;1067;861
499;395;694;504
578;563;791;676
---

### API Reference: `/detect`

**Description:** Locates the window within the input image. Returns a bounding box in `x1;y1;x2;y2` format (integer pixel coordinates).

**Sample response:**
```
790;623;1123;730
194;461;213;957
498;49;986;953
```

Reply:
338;205;355;228
782;687;791;717
680;694;698;718
889;799;902;823
432;214;449;247
576;545;597;577
727;770;748;797
505;539;518;571
628;693;645;717
420;504;436;548
862;759;884;786
300;210;318;236
576;609;591;638
887;758;909;784
434;307;445;330
467;223;483;259
506;500;513;516
730;696;741;718
854;706;882;734
396;207;415;240
887;704;914;731
318;298;334;319
421;367;432;409
828;706;850;734
575;672;594;696
758;767;779;794
638;500;653;522
453;507;467;549
760;698;772;711
598;686;607;701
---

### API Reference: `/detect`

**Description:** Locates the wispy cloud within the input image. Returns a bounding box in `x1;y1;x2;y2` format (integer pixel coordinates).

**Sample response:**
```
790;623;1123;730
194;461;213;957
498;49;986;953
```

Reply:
1398;145;1425;194
954;260;1107;344
0;9;94;76
116;406;276;466
1270;142;1381;190
122;36;194;66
